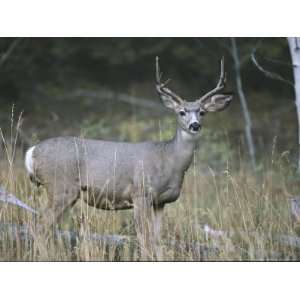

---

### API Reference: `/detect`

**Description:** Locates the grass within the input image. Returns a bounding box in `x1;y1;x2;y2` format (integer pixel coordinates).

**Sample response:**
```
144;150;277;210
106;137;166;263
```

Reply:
0;110;300;261
0;146;299;261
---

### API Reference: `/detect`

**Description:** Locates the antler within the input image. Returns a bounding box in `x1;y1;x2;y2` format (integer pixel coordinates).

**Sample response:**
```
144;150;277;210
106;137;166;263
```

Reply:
156;56;184;104
197;57;227;104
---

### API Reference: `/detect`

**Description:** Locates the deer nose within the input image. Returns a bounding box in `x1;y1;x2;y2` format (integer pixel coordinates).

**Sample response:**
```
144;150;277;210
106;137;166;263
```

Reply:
189;122;201;131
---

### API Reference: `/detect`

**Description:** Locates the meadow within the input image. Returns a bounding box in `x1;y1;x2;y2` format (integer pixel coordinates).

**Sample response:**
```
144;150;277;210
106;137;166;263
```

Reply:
0;109;299;261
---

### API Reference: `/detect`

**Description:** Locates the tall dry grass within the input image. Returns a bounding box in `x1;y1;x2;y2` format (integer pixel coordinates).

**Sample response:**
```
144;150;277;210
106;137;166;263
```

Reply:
0;110;299;261
0;149;299;261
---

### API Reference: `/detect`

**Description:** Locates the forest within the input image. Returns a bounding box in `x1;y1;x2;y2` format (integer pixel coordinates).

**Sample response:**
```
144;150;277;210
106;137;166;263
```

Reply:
0;37;300;261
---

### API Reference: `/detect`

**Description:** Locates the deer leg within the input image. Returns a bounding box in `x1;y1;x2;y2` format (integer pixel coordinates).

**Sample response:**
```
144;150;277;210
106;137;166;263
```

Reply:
133;196;156;260
153;205;164;260
30;182;80;255
41;183;80;231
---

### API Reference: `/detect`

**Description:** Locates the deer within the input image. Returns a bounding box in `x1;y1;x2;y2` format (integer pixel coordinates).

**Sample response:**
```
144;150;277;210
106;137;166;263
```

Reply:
24;57;232;260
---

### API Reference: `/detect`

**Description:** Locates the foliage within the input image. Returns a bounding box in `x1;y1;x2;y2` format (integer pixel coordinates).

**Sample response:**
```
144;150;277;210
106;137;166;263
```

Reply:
0;38;292;105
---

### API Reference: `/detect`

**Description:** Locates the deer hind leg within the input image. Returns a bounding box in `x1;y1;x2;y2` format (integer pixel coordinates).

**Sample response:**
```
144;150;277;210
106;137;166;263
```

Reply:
133;196;153;260
41;181;80;230
30;181;80;257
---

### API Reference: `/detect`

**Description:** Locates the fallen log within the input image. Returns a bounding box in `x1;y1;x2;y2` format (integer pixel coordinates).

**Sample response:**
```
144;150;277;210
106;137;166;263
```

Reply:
1;188;299;259
3;221;297;260
0;223;128;247
0;187;38;214
0;223;221;260
0;222;296;260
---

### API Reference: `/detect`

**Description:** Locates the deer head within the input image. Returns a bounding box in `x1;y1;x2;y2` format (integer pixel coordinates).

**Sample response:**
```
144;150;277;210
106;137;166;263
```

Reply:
155;56;233;135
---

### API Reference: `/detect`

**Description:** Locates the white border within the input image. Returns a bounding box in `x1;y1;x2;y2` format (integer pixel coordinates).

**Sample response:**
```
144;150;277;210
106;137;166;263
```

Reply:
0;0;299;299
0;0;299;36
0;262;299;300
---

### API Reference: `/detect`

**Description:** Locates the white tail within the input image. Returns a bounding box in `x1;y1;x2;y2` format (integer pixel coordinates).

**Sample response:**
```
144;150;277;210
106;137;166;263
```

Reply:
25;146;35;175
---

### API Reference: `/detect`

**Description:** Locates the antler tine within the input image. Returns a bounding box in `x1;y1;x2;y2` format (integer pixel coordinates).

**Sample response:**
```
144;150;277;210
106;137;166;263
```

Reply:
156;56;170;86
197;57;227;104
155;56;184;104
156;56;161;84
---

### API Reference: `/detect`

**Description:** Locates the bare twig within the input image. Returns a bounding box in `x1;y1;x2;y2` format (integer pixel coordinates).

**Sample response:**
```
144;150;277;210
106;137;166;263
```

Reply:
251;40;294;87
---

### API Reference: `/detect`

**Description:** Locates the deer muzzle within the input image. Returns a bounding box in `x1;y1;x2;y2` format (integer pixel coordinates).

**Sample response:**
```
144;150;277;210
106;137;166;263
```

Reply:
189;122;201;132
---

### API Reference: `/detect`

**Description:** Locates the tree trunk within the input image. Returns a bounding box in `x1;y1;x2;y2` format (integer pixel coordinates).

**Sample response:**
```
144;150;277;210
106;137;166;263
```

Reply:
230;38;256;168
287;38;300;172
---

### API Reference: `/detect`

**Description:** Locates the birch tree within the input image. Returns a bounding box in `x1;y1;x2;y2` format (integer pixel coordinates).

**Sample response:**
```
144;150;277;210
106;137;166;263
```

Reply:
287;38;300;172
251;38;300;171
230;38;256;168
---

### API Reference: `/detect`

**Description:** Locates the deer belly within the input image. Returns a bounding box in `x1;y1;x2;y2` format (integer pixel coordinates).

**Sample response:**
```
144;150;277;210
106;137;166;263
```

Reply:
156;174;184;205
158;186;181;204
82;183;134;210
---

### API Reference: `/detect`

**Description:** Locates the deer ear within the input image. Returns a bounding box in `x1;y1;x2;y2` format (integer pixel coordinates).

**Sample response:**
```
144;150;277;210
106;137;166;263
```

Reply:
201;93;233;112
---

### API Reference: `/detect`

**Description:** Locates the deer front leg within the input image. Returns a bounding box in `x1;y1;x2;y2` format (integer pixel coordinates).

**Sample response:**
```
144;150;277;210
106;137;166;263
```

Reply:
133;195;164;261
133;195;158;261
153;205;164;260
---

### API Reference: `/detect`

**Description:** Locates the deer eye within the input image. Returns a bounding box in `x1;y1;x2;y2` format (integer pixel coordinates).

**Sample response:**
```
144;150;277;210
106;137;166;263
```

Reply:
179;110;186;116
199;110;205;116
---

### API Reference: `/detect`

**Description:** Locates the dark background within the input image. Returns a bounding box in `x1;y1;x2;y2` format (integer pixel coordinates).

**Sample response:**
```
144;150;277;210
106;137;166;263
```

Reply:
0;37;296;168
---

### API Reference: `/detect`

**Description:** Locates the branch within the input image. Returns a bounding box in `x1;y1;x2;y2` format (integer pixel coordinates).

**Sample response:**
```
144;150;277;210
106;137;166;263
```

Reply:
251;41;294;87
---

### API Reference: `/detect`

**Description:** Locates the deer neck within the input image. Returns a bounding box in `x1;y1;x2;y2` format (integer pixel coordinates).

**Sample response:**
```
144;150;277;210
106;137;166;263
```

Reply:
168;127;199;173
